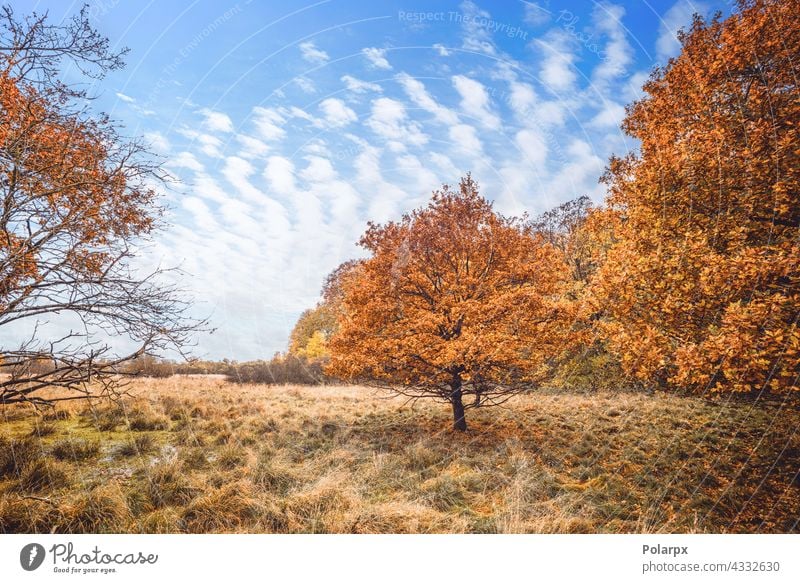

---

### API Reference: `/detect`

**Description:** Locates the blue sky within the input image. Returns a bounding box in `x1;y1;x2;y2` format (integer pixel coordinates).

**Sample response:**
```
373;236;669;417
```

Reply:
20;0;731;360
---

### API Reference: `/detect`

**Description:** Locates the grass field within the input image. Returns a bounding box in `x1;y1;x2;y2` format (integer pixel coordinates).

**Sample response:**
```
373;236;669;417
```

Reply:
1;377;798;533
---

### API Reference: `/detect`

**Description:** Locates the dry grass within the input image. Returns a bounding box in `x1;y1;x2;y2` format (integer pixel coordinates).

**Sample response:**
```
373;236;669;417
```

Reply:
0;377;798;533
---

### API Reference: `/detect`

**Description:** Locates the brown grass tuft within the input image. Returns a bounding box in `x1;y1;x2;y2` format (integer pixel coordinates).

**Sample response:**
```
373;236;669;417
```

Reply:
181;481;263;533
50;438;101;462
135;460;199;509
0;437;42;479
62;483;131;533
14;458;71;493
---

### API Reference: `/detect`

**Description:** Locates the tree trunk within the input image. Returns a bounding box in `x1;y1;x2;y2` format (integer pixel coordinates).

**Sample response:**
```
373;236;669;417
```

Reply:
450;374;467;431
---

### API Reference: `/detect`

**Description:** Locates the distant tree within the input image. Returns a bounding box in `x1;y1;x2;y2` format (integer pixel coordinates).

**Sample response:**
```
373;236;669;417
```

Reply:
122;355;175;378
530;197;624;387
227;353;326;385
327;175;568;430
531;195;594;285
287;260;363;360
592;0;800;393
0;7;203;406
288;307;335;359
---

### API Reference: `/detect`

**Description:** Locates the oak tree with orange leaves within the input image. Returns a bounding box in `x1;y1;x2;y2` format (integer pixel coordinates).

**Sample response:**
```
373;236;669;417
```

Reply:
327;176;567;430
0;7;203;406
592;0;799;393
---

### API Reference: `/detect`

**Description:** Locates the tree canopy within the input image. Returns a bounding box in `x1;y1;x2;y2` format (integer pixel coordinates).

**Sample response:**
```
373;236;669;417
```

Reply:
591;0;799;393
327;175;568;430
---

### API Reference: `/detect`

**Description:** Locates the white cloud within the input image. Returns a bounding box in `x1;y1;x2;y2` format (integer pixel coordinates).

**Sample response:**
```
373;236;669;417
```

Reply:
182;197;218;233
592;3;633;83
355;150;406;222
318;98;358;127
193;173;229;204
222;157;260;201
145;131;169;153
287;106;314;122
452;75;500;129
116;92;135;103
322;180;361;226
547;138;606;198
459;1;497;55
264;156;296;194
656;0;707;60
236;134;270;159
523;2;550;26
170;151;204;172
362;47;392;70
299;41;329;64
397;74;459;125
294;77;316;93
395;153;439;195
303;139;331;157
508;80;537;115
300;156;337;183
432;43;451;56
252;107;286;141
589;102;626;128
515;128;548;166
448;123;483;156
341;75;383;93
366;97;428;147
200;108;234;133
536;31;578;92
428;152;461;178
178;128;224;158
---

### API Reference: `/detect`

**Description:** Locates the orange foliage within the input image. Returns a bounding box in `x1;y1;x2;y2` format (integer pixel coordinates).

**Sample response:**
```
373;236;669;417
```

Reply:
0;64;155;302
591;0;800;393
327;175;569;429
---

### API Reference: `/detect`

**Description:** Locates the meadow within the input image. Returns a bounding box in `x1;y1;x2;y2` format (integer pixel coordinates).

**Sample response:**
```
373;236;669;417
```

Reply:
0;377;797;534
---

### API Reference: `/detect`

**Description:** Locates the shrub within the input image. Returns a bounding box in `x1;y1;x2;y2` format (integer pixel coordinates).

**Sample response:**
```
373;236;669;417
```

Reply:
137;508;182;533
549;346;634;392
85;405;126;432
28;421;58;437
42;409;72;422
226;354;327;385
122;355;175;378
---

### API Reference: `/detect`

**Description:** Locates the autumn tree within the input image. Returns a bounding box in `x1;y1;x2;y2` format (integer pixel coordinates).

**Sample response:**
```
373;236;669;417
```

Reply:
592;0;799;393
288;308;334;359
327;175;567;430
0;7;202;406
288;260;362;360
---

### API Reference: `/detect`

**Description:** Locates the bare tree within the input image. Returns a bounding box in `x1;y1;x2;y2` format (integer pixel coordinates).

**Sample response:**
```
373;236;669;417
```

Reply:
530;196;594;284
0;5;204;406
